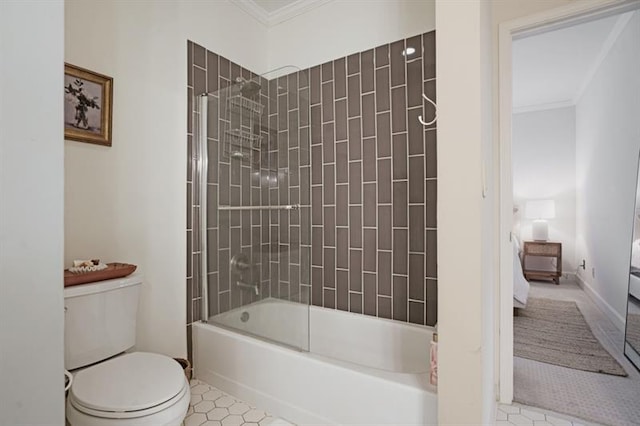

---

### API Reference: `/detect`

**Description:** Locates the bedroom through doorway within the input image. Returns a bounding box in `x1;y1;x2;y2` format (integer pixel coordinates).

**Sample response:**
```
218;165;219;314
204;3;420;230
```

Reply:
507;5;640;425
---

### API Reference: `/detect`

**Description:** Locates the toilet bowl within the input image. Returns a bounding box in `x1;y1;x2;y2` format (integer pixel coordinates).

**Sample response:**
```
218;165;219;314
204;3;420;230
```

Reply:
66;352;190;426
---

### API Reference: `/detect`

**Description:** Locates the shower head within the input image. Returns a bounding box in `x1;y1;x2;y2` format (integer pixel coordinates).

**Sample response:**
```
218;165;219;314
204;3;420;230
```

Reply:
235;77;261;98
241;80;261;98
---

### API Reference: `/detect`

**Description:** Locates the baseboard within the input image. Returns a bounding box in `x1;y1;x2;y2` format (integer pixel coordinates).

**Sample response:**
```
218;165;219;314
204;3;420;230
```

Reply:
575;274;626;332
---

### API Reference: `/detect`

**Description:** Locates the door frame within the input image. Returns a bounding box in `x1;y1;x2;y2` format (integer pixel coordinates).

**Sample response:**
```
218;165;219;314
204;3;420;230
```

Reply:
497;0;640;403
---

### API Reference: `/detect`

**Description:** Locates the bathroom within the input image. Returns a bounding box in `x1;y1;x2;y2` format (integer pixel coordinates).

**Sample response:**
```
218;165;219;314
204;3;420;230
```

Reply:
2;1;621;425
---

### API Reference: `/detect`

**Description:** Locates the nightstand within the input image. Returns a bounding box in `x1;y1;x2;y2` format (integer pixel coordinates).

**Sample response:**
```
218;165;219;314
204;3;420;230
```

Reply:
522;241;562;284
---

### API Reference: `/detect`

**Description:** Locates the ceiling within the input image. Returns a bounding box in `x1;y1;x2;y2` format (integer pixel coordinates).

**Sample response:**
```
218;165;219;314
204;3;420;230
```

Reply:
512;12;634;112
240;2;633;107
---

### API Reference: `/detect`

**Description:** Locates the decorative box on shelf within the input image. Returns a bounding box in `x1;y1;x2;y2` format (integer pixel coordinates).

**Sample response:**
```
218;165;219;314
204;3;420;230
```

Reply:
64;262;137;287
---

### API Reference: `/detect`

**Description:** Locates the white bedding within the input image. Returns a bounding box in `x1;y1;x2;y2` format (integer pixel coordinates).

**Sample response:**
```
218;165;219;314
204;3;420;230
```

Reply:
513;237;529;306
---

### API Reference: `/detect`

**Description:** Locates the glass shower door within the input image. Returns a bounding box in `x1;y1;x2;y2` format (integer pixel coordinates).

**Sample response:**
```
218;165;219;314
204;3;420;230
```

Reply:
195;65;311;351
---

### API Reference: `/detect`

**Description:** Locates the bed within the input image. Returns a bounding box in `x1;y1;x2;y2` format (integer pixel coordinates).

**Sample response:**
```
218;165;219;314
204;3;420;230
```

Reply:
513;236;530;308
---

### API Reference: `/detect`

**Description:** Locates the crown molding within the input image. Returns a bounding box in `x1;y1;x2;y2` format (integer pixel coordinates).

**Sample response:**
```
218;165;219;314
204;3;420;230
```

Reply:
512;99;576;115
573;11;635;105
231;0;333;27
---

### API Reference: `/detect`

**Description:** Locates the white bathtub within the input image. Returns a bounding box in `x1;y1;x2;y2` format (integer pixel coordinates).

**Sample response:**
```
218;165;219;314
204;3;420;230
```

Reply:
193;298;437;425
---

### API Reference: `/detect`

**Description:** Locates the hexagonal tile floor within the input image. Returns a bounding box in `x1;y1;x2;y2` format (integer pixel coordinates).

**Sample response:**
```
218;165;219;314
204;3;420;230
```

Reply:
183;380;295;426
185;379;594;425
497;403;603;426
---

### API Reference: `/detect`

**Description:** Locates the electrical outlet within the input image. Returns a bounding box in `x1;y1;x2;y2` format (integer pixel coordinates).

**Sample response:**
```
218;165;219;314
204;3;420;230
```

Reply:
592;267;595;278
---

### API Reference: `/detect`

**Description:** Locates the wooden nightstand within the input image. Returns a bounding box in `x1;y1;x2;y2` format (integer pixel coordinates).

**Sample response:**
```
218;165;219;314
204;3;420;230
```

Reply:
522;241;562;284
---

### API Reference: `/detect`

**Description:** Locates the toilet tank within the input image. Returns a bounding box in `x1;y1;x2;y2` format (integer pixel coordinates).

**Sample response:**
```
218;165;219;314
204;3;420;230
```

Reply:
64;275;142;370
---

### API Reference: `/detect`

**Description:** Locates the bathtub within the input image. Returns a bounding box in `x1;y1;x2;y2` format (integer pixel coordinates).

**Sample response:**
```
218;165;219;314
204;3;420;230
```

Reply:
193;298;437;425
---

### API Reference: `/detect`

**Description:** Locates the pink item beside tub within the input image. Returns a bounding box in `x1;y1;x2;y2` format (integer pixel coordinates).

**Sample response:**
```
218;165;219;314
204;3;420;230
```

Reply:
429;331;438;386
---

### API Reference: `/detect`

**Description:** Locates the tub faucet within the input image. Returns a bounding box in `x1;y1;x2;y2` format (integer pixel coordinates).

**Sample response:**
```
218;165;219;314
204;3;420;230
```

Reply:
236;280;259;296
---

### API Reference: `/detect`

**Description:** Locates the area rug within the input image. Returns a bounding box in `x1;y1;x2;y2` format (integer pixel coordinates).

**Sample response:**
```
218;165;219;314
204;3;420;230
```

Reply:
514;297;627;376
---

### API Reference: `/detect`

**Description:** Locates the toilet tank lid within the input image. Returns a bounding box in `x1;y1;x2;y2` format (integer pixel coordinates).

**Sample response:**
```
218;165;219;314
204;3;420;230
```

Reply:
64;274;143;298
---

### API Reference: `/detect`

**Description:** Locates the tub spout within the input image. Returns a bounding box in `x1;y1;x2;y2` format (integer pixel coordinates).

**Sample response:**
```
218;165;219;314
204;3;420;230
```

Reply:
236;281;259;295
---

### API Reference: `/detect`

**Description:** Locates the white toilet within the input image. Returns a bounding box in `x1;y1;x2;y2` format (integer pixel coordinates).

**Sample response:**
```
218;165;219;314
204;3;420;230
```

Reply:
64;275;190;426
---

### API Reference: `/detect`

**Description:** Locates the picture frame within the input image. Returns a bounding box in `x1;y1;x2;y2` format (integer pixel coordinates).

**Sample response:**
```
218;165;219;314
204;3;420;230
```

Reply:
64;63;113;146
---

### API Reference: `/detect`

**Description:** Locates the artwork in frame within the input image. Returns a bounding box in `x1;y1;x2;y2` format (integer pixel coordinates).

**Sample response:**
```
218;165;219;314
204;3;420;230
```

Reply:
64;63;113;146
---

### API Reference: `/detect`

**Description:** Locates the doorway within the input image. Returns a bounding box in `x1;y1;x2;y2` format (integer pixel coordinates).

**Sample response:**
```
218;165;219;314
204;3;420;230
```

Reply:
499;1;640;424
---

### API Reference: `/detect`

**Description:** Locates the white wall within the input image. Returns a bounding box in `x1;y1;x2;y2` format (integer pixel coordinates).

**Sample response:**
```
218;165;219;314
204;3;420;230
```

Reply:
575;11;640;330
480;1;496;420
64;0;268;357
436;0;495;423
513;107;577;273
0;1;65;424
267;0;435;70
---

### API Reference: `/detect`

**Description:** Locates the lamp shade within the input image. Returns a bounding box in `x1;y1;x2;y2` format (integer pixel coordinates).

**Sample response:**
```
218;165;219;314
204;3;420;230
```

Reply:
525;200;555;220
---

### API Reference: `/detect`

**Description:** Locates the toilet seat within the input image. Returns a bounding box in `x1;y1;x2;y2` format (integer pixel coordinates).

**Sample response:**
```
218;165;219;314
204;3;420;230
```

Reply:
69;352;187;419
69;383;188;419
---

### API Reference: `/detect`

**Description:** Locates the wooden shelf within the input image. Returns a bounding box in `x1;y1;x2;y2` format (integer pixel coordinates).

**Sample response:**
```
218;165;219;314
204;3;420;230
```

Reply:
64;262;137;287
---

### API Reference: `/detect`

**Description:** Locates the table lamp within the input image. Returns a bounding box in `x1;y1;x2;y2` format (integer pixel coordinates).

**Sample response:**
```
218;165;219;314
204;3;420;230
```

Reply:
526;199;555;241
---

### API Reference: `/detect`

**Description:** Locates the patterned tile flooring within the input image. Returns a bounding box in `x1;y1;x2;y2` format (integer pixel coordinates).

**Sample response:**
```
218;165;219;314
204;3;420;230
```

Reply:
497;403;601;426
185;379;597;426
183;380;294;426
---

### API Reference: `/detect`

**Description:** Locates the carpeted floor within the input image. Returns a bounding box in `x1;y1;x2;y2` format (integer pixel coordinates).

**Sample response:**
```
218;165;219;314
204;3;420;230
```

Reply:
514;357;640;426
514;297;627;376
514;281;640;426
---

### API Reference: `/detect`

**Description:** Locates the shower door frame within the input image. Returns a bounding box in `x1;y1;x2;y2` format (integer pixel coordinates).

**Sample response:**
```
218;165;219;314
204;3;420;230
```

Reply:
196;94;209;323
193;67;312;350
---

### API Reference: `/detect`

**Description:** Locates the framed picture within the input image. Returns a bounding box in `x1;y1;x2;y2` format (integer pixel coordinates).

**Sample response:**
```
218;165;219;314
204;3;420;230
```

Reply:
64;63;113;146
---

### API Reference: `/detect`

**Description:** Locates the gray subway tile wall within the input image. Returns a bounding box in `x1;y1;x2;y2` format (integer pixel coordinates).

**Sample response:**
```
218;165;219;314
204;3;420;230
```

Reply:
187;31;437;359
304;31;437;326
